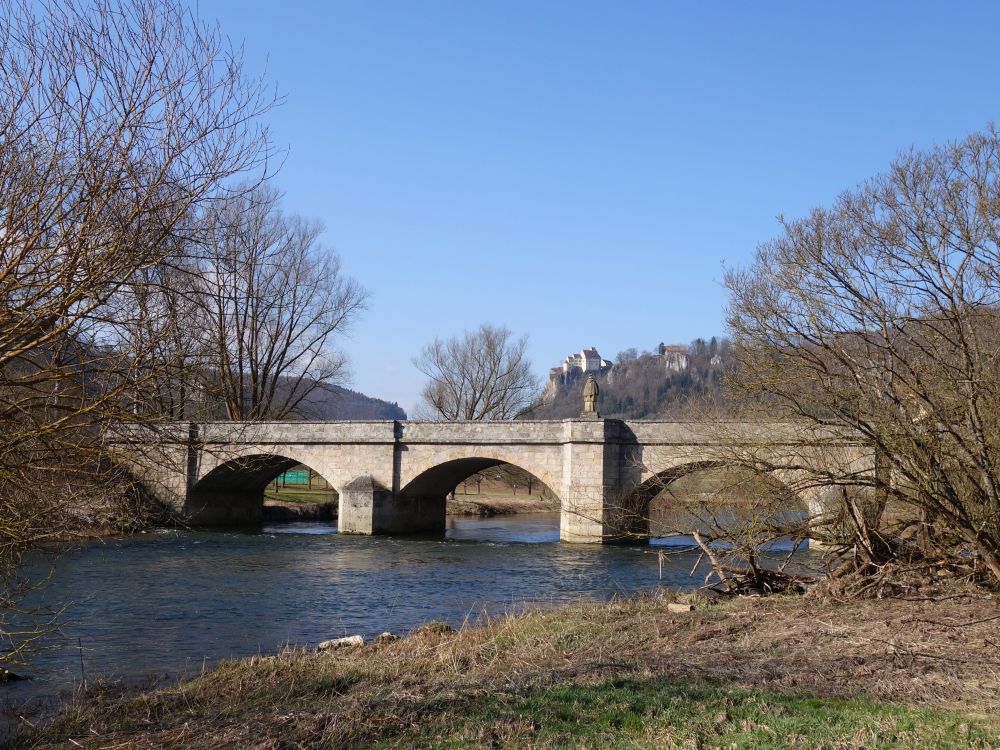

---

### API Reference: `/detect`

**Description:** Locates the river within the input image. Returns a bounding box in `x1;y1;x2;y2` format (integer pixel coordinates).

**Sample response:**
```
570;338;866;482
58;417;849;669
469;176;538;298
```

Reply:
3;513;813;724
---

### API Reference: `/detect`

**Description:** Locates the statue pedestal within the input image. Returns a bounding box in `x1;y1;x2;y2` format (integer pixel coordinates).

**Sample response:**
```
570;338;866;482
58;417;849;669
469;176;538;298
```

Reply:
579;411;601;419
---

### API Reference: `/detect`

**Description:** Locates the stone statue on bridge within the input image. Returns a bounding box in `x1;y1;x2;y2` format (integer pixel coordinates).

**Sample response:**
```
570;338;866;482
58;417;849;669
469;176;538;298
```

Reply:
582;374;600;418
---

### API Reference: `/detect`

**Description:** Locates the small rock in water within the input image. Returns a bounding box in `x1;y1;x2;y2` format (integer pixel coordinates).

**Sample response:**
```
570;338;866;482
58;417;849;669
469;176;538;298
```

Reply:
317;635;365;651
667;602;694;613
374;632;399;643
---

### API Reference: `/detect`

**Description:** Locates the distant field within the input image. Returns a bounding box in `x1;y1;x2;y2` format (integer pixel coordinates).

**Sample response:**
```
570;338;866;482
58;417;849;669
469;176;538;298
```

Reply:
265;465;337;505
451;475;558;515
264;487;337;505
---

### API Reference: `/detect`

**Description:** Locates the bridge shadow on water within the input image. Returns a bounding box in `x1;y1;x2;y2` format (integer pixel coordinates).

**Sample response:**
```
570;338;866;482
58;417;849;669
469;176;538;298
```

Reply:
259;513;563;544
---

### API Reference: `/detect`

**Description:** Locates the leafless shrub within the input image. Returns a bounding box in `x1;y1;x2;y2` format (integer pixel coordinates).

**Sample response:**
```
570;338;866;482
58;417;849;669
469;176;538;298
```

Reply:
725;126;1000;587
647;467;813;595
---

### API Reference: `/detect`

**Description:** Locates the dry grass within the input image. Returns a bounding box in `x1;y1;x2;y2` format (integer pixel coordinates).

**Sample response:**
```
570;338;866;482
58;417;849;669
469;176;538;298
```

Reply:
12;591;1000;748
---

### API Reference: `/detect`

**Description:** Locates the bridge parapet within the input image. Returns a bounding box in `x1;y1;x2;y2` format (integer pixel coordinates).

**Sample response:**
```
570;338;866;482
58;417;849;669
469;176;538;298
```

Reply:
399;420;567;445
198;421;398;445
622;420;861;446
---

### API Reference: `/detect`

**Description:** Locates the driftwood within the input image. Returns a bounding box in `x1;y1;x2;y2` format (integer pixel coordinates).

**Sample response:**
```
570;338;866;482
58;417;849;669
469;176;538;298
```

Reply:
691;531;813;597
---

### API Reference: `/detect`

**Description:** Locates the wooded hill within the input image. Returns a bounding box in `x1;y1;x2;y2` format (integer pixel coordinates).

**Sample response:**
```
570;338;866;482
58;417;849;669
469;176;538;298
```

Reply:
191;379;407;421
295;384;407;420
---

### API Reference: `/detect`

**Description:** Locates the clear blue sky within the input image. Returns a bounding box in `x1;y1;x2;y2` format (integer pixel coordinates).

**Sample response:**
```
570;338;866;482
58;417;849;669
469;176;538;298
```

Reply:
199;0;1000;414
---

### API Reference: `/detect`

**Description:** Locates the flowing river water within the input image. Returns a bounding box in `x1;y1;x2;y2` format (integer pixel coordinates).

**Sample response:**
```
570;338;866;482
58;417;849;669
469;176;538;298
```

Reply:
3;512;815;726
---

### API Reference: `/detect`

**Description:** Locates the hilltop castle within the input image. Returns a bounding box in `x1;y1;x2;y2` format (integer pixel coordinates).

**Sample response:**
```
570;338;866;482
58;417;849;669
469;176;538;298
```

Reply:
549;347;613;383
655;342;688;372
547;342;692;388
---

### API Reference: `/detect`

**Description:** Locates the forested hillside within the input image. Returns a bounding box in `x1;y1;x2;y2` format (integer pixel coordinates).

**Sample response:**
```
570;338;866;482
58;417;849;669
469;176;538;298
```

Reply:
525;338;732;420
295;384;407;420
176;377;406;421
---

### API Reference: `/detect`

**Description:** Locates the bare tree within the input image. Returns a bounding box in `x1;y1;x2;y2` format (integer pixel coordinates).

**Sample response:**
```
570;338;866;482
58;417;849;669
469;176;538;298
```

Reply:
109;251;213;420
414;324;539;420
0;0;277;661
193;186;367;420
725;126;1000;586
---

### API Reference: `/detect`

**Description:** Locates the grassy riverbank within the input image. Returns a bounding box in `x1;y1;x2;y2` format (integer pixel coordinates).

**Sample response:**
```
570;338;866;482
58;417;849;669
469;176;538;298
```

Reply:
263;486;336;505
14;592;1000;749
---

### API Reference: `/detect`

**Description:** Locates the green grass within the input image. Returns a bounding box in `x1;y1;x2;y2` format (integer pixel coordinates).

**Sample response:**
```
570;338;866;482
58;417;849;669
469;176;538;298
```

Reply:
263;487;336;505
378;679;995;750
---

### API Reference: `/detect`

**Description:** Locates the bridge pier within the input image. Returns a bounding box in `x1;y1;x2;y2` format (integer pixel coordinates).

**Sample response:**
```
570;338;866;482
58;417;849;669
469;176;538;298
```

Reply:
339;475;445;535
559;419;645;543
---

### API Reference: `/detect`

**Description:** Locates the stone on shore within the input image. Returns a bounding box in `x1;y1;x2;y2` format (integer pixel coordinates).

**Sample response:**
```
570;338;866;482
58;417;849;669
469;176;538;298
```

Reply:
317;635;364;651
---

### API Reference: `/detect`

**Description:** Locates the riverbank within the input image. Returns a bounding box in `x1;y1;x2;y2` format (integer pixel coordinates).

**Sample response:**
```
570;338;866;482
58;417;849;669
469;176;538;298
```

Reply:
261;487;559;519
449;491;560;516
16;591;1000;749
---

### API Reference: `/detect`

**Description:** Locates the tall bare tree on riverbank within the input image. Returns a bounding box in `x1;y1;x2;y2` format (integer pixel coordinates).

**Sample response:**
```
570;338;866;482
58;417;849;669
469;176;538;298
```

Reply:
193;187;368;420
414;324;539;420
725;126;1000;586
0;0;277;659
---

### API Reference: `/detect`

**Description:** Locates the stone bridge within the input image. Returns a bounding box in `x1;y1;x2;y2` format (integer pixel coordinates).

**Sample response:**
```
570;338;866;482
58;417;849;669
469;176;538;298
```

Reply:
119;419;871;543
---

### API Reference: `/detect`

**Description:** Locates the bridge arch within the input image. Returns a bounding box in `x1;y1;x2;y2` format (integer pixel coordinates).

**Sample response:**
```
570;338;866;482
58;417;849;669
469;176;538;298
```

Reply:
335;451;563;537
629;459;729;510
398;445;563;503
622;459;806;542
400;457;560;503
188;451;338;525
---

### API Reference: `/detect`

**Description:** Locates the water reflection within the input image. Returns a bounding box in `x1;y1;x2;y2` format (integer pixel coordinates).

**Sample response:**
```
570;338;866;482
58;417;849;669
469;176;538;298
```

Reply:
445;514;561;543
